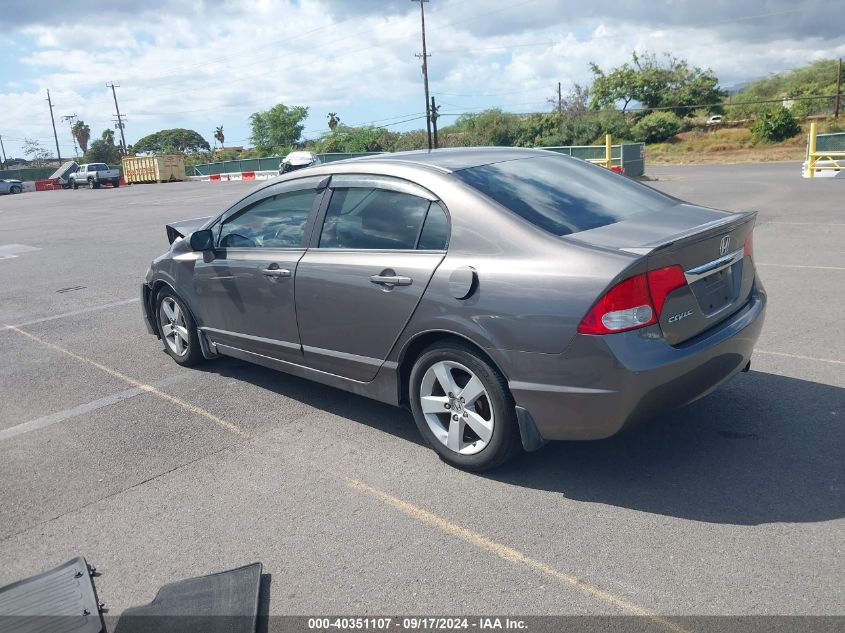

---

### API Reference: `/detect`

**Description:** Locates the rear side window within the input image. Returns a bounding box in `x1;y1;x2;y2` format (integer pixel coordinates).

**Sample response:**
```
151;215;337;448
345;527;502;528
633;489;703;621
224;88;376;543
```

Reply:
417;203;449;250
319;188;431;250
454;155;673;236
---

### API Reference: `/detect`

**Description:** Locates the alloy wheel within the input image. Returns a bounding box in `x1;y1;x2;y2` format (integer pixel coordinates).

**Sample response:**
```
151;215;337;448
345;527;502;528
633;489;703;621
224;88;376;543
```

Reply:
159;298;190;357
419;360;494;455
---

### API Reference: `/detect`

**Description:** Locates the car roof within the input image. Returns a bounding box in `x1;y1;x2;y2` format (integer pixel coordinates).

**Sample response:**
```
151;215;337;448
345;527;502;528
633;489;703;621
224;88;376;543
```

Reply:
344;146;556;173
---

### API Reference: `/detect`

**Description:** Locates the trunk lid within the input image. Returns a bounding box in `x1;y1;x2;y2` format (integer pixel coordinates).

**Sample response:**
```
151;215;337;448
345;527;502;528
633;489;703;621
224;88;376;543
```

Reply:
570;204;757;345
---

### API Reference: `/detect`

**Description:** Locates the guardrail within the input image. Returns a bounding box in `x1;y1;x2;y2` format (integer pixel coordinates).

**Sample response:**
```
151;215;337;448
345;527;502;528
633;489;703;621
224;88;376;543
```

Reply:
804;123;845;178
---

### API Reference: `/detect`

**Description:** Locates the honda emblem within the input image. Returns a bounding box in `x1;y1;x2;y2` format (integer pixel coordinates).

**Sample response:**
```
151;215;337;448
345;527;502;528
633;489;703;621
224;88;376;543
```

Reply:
719;235;731;256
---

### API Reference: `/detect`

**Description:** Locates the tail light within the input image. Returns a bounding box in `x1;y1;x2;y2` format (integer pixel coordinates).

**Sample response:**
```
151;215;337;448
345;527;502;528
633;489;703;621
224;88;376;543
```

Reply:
743;232;753;259
578;265;687;335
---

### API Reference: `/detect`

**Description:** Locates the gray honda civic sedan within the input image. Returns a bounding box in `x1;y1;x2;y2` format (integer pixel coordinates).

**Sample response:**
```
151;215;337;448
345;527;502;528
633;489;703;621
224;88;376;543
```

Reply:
142;148;766;470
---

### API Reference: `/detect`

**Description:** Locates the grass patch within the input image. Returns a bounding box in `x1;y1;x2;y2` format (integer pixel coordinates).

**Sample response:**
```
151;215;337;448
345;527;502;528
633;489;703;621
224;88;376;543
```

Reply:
646;125;817;164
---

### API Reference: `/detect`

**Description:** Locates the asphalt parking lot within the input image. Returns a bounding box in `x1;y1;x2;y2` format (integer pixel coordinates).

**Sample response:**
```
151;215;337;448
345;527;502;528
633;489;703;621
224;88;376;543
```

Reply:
0;161;842;620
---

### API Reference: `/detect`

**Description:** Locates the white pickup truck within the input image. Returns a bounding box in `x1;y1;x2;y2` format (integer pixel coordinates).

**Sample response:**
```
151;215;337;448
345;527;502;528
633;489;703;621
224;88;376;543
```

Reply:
69;163;121;189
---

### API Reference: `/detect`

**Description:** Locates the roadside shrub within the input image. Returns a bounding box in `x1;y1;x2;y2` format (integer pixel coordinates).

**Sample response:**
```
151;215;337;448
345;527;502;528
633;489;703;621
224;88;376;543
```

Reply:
631;112;684;143
750;107;801;143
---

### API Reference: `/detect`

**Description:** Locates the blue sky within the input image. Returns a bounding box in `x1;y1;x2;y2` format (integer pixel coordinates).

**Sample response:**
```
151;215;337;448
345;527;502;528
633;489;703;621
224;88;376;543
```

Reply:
1;0;842;159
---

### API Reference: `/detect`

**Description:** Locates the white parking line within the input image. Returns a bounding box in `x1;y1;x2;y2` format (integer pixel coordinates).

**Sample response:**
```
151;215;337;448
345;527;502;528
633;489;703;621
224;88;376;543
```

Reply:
755;349;845;365
2;298;140;330
4;326;249;438
0;374;187;442
764;222;845;226
756;263;845;271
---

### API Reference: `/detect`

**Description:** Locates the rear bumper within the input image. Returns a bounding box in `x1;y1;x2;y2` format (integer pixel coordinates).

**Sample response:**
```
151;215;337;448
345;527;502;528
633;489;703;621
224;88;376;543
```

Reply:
505;285;766;441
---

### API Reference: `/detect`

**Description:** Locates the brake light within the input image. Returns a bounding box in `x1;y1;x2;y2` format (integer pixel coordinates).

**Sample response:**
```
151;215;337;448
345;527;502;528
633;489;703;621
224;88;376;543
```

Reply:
743;232;753;259
578;265;687;335
646;265;687;316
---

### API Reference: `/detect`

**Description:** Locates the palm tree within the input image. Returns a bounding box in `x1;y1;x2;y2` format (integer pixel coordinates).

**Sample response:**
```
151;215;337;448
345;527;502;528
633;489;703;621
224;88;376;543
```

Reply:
71;120;91;153
102;129;115;145
214;126;225;149
327;112;340;132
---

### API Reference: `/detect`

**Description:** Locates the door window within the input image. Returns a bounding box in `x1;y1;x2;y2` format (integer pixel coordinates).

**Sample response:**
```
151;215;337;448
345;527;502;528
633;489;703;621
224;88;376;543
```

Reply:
417;203;449;250
218;189;317;248
318;188;431;250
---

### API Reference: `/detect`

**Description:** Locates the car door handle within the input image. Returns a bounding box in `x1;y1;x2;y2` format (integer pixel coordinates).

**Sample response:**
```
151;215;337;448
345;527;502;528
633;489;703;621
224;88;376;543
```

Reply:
261;267;291;278
370;274;412;287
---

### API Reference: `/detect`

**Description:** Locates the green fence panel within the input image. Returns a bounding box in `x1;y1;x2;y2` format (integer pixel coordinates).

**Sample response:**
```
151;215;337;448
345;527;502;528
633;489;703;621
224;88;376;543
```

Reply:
620;143;645;177
816;132;845;152
0;167;54;181
258;157;284;171
182;146;647;177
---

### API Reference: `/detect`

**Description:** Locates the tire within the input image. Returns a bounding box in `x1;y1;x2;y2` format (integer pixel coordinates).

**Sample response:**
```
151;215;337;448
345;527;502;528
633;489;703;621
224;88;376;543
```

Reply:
10;185;21;194
409;342;521;471
72;180;78;190
88;178;95;189
112;179;120;187
155;288;204;367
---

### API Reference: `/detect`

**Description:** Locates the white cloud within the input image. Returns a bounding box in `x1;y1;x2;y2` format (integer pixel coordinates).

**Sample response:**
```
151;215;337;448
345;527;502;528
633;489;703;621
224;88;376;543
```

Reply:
1;0;842;158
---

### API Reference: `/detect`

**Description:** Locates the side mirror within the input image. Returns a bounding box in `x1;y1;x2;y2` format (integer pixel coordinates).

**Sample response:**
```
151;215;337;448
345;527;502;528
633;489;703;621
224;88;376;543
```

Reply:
189;229;214;252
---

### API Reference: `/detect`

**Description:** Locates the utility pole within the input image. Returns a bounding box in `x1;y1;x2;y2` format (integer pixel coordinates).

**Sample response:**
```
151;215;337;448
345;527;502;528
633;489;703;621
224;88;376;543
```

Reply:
107;82;127;152
412;0;432;150
62;114;79;158
835;58;842;119
558;82;562;113
0;135;7;170
46;89;62;162
430;96;440;148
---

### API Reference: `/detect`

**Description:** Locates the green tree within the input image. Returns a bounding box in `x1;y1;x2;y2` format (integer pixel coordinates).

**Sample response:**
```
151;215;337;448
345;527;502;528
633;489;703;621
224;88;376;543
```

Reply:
750;107;801;143
449;109;523;146
589;62;639;113
134;128;211;154
23;138;50;165
102;129;115;145
313;125;389;153
71;120;91;153
249;103;309;154
631;111;684;143
84;139;121;164
728;59;841;119
590;52;726;117
327;112;340;131
214;126;225;149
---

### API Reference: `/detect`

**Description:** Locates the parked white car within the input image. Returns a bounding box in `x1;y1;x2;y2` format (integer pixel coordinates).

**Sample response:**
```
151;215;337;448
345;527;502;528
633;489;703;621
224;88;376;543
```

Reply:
706;115;724;125
279;151;321;175
0;179;23;195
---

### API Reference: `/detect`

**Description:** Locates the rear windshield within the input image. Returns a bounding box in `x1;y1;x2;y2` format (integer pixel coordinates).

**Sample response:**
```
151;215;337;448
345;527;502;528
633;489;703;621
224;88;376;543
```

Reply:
453;155;674;236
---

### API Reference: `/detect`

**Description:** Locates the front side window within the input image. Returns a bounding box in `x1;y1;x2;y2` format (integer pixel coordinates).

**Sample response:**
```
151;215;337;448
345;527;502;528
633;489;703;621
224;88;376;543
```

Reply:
219;189;317;248
318;187;432;250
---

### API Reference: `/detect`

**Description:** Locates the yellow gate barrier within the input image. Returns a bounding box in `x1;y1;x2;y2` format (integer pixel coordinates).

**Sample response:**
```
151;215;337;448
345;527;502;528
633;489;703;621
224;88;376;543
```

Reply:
805;122;845;178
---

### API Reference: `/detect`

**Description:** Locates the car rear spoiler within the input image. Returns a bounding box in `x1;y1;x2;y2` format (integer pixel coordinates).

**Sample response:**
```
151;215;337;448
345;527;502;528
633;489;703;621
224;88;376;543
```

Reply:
641;210;757;253
166;216;212;244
